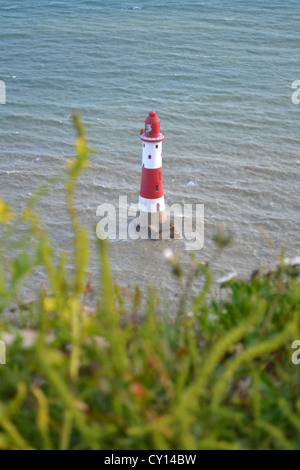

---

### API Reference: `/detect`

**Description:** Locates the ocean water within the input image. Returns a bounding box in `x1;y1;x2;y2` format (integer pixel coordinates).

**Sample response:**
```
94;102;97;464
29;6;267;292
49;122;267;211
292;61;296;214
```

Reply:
0;0;299;301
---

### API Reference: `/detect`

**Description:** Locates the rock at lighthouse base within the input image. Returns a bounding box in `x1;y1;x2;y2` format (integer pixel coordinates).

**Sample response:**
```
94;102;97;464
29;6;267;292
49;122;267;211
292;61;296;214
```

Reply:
137;211;180;240
149;222;180;240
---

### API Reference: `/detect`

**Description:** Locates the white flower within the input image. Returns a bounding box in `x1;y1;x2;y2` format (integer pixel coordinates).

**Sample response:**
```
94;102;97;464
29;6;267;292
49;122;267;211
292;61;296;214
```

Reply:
163;248;175;262
21;330;37;349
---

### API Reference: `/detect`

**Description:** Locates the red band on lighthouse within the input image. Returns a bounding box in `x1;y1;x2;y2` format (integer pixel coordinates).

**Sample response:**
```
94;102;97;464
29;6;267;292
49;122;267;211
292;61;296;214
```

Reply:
140;167;164;199
138;111;165;213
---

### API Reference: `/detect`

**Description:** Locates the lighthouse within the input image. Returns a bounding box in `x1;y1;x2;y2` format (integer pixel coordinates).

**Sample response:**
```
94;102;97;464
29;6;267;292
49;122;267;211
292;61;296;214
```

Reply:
138;111;165;215
137;110;177;240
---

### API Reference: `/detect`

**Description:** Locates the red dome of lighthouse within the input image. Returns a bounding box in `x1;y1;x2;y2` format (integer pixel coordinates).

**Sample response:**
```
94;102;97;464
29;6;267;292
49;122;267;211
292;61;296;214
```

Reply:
140;110;164;143
145;110;160;138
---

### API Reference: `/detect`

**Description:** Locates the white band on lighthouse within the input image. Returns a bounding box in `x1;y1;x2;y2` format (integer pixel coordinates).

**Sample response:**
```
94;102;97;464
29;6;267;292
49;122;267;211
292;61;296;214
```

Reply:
138;195;165;213
142;141;162;169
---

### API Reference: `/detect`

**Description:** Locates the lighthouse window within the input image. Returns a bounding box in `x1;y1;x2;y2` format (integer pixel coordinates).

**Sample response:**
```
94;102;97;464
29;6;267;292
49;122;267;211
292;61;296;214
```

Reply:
156;144;159;149
148;155;151;159
156;185;159;192
143;143;145;147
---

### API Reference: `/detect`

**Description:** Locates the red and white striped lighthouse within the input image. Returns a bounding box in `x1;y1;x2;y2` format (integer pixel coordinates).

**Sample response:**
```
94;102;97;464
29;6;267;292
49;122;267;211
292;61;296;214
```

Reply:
138;111;165;214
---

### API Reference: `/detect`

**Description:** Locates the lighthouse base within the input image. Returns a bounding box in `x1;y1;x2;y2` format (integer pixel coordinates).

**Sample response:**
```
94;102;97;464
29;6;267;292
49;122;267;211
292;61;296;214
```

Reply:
136;211;180;240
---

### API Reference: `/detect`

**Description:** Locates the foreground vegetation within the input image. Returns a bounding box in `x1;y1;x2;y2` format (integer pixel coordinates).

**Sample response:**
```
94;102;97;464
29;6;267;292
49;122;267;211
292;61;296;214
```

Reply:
0;116;299;450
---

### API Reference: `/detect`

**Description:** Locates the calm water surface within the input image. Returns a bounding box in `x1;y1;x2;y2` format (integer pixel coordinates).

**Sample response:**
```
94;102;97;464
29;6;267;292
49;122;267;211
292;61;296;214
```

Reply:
0;0;299;301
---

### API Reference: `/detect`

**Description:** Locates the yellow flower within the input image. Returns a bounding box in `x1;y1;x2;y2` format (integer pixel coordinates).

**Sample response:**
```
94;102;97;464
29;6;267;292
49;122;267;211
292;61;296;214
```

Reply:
0;200;14;224
43;298;56;312
61;298;81;319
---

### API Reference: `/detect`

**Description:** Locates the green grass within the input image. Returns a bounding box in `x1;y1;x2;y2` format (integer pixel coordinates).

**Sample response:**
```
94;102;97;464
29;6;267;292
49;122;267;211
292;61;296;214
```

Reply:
0;115;299;450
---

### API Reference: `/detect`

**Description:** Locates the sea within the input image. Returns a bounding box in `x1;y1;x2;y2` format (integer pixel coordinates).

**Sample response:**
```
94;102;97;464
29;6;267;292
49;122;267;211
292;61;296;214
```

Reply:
0;0;299;304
